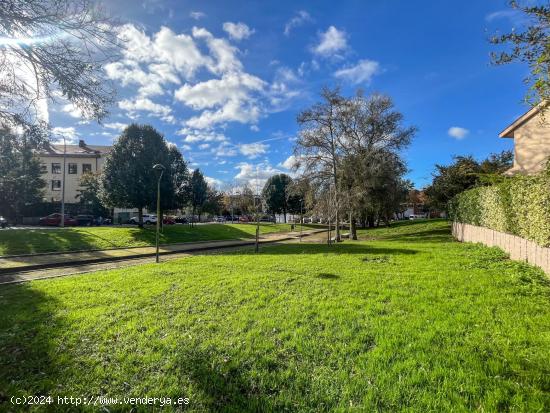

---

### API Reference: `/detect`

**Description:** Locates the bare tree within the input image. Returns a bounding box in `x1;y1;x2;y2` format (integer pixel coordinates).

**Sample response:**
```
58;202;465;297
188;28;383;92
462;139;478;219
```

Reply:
0;0;118;129
295;87;346;241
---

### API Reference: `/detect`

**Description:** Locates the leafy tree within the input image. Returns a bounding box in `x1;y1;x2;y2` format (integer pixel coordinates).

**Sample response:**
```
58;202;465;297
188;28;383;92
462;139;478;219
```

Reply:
338;92;416;231
425;150;515;210
75;172;109;217
189;169;208;223
490;1;549;109
262;173;294;222
203;188;224;216
0;127;46;222
101;124;176;227
0;0;118;129
236;186;255;216
425;156;480;211
479;150;514;175
161;144;190;212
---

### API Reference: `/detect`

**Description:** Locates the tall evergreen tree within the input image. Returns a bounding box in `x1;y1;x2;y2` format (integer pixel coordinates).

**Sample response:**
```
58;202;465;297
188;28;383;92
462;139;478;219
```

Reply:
101;124;184;227
189;169;208;223
262;173;294;222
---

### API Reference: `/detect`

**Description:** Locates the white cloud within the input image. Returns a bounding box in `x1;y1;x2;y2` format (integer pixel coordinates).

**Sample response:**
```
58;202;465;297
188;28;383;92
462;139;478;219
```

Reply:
223;22;254;41
238;142;269;159
205;176;223;188
190;11;206;20
103;122;127;132
175;72;265;109
448;126;469;140
334;59;380;85
61;103;84;118
284;10;312;36
213;141;237;157
279;154;299;170
118;97;174;123
51;126;79;144
175;72;265;129
312;26;347;57
485;9;527;25
268;66;303;111
234;161;284;189
177;129;228;143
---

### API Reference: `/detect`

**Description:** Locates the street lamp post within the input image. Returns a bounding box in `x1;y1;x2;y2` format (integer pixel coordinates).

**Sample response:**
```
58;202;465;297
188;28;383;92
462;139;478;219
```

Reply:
60;135;66;227
300;198;303;242
153;164;165;263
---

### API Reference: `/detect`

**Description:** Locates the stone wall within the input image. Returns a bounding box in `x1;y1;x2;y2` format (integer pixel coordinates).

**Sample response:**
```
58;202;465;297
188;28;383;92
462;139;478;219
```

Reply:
452;222;550;276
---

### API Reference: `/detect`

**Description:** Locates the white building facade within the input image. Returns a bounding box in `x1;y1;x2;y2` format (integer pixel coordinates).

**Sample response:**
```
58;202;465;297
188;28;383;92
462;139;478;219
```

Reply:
39;140;110;203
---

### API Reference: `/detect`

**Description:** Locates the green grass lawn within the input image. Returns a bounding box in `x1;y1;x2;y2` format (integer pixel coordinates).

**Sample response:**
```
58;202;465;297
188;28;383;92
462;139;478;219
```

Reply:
1;220;549;411
0;223;314;256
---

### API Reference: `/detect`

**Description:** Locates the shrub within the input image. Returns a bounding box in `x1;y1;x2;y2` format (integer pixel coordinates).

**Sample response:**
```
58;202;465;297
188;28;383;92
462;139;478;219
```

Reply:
450;170;550;246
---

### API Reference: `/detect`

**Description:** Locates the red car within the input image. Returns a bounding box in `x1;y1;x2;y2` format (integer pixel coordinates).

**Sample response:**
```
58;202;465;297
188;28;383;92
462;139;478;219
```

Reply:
39;213;78;226
163;216;176;225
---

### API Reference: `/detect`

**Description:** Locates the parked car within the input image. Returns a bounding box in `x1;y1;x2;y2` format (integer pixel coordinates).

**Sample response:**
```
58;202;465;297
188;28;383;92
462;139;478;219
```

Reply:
39;213;78;226
163;216;176;225
239;215;250;223
175;216;188;224
260;216;275;223
129;214;157;225
76;214;96;226
215;216;225;223
0;216;7;228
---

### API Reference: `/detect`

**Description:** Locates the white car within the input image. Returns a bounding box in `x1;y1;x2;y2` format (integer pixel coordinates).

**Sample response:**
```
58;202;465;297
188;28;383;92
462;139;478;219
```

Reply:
129;214;157;225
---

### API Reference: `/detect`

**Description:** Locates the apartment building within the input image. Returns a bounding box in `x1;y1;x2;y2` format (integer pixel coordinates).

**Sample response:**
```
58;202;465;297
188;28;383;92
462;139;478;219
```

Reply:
39;139;111;203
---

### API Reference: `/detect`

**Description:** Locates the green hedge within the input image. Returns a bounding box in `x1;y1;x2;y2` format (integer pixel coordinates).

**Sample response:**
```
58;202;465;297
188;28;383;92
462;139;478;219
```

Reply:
450;171;550;246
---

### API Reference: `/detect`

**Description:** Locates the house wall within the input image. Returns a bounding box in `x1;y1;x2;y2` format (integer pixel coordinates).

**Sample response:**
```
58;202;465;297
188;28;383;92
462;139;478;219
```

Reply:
39;155;104;202
508;111;550;175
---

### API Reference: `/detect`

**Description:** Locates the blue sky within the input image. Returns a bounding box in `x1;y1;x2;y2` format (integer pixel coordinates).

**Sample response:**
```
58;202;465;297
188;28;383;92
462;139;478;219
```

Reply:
49;0;534;189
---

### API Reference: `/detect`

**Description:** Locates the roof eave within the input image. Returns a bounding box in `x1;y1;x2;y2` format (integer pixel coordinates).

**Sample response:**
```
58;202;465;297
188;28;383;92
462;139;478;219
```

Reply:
499;103;544;139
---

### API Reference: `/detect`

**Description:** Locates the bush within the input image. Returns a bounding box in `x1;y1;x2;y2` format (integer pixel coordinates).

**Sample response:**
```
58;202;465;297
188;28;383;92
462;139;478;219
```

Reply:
450;169;550;246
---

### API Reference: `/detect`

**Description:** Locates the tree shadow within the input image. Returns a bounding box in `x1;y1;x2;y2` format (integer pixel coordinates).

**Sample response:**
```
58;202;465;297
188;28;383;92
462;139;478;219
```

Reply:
173;347;279;412
230;243;418;257
0;283;60;409
316;273;340;279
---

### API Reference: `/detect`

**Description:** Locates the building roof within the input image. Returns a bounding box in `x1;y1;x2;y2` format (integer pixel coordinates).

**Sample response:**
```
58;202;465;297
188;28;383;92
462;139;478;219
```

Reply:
40;140;111;157
499;103;544;139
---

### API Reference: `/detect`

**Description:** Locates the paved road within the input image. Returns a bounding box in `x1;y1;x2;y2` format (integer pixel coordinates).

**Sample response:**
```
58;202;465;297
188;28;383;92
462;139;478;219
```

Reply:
0;230;327;285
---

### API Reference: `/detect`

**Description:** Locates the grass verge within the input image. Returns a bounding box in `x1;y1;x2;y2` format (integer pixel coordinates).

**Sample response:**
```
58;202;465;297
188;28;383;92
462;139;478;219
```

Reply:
0;223;315;256
0;220;549;411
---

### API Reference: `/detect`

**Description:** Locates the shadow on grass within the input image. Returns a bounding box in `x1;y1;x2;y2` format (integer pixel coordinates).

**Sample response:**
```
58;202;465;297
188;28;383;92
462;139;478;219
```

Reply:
0;283;60;408
201;242;418;258
316;273;340;279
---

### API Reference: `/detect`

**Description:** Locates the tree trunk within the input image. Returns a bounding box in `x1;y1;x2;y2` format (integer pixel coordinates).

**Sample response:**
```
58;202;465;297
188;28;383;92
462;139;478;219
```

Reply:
283;206;287;223
192;206;195;227
368;215;375;228
351;218;357;240
138;207;143;228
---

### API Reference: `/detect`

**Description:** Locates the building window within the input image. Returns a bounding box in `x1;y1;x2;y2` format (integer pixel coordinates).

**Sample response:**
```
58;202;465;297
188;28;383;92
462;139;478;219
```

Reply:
68;163;77;174
82;163;92;174
52;163;61;174
40;164;47;174
52;180;61;191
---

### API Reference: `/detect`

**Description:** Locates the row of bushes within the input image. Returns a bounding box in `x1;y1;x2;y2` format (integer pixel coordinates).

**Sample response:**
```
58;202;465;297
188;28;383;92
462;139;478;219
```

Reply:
449;170;550;247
